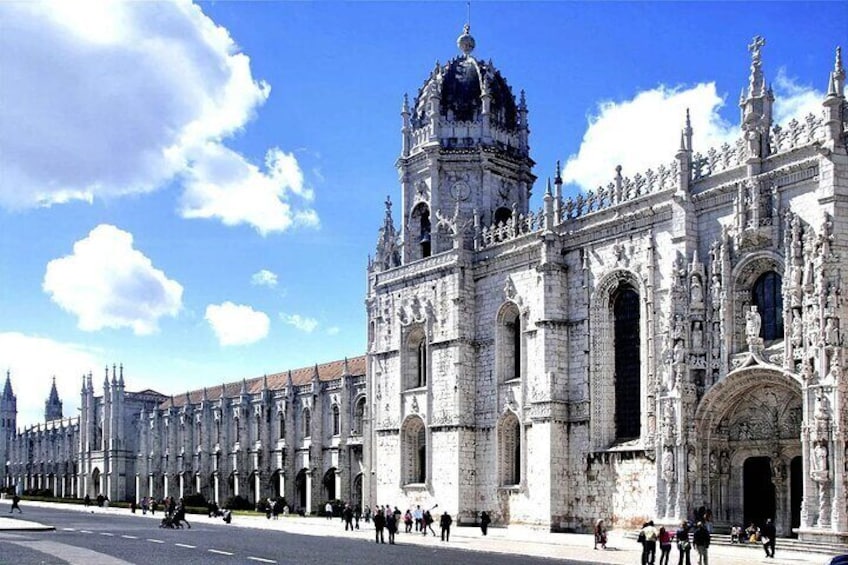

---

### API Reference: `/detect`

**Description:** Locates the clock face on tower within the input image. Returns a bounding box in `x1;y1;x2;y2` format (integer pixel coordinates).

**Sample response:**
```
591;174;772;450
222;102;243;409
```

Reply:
450;181;471;201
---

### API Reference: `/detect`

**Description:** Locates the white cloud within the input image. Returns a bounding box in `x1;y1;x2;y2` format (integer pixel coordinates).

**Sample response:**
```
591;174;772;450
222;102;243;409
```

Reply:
281;313;318;333
43;225;183;335
0;332;102;427
180;145;319;235
251;269;278;288
563;77;824;192
0;1;318;233
326;326;340;336
205;301;269;346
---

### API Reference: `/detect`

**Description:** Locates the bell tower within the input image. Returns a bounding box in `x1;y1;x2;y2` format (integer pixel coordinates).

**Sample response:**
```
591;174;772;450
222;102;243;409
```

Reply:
397;25;535;263
0;371;17;486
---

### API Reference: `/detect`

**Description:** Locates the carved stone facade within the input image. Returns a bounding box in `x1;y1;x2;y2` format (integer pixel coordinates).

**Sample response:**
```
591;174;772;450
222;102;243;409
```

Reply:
365;31;847;544
1;358;367;514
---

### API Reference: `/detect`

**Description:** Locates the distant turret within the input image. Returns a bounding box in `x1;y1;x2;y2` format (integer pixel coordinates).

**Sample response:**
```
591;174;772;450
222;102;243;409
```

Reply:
0;371;17;486
45;376;63;421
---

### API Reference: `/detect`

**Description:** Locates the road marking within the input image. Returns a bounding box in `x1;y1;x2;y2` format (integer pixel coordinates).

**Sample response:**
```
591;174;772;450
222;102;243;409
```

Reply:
208;549;234;556
100;532;115;536
247;557;276;564
62;528;76;531
7;539;134;565
121;535;138;539
175;543;196;548
147;538;165;544
80;530;93;534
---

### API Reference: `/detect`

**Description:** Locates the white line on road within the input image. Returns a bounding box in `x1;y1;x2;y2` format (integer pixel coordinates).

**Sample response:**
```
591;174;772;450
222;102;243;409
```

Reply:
175;543;196;548
247;557;276;564
62;528;75;531
208;549;234;556
80;530;93;534
147;538;165;544
121;535;138;539
100;532;115;536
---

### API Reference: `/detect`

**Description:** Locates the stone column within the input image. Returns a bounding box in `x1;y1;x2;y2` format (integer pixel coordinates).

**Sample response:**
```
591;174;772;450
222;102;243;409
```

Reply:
254;472;261;504
179;473;185;499
134;476;140;503
334;469;342;503
279;472;285;500
305;471;313;514
214;474;220;505
163;475;169;499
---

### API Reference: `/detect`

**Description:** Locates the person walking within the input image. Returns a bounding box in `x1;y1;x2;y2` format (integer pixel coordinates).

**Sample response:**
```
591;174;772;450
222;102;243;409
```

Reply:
343;504;354;531
9;494;22;513
693;521;710;565
354;505;361;530
761;518;776;558
413;505;423;532
439;510;453;542
675;521;691;565
641;520;658;565
386;509;398;544
594;518;606;549
480;511;491;536
373;508;386;544
659;526;672;565
325;501;333;519
404;509;413;533
423;509;436;536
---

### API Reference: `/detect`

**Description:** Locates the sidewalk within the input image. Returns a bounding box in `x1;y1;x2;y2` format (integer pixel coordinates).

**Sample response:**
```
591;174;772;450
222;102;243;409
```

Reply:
0;499;840;564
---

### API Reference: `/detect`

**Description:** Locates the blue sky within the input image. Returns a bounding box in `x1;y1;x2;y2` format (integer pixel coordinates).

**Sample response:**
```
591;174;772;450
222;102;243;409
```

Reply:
1;1;845;426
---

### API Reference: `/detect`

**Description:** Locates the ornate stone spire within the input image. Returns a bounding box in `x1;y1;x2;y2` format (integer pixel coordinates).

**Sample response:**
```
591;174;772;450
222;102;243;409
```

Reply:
747;35;766;98
827;46;845;98
373;196;400;272
2;370;14;401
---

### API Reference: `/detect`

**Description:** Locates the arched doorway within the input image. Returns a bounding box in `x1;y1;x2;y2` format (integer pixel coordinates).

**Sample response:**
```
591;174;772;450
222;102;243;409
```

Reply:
323;468;336;501
694;367;802;536
91;468;101;496
295;468;308;511
352;473;362;509
743;457;775;528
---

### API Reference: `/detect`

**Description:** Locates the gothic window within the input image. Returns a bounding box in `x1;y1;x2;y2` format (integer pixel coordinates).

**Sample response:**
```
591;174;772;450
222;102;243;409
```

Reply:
403;326;428;390
331;405;340;436
353;397;365;435
497;302;523;383
411;204;431;260
279;413;285;440
402;416;426;485
215;420;220;444
499;412;521;486
752;271;784;341
255;414;261;443
195;421;202;448
613;285;640;441
232;417;239;444
302;408;311;439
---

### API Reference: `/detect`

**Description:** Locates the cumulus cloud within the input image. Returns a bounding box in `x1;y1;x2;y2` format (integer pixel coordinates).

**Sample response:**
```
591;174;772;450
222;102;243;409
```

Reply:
281;313;319;333
43;225;183;335
326;326;340;336
562;76;824;191
0;332;102;426
251;269;278;288
205;301;270;346
0;1;318;233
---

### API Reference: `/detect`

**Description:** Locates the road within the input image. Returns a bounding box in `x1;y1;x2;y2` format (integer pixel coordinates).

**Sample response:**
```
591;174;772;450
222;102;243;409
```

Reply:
0;505;592;565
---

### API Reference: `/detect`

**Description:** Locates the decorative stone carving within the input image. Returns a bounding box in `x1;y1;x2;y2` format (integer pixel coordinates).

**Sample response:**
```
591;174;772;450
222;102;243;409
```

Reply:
690;275;704;308
746;306;762;341
411;396;419;413
812;441;829;482
662;448;675;483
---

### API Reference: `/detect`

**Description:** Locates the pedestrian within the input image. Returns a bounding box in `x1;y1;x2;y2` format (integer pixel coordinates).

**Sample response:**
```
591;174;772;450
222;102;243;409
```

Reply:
761;518;776;558
325;501;333;519
481;511;491;536
593;518;606;549
364;505;371;524
423;509;436;536
354;504;361;529
413;505;423;531
386;509;398;544
130;500;137;514
675;520;692;565
439;510;452;542
693;521;710;565
150;499;157;516
141;496;149;515
9;494;22;513
84;494;91;508
222;509;232;524
343;504;354;531
373;508;386;544
640;520;658;565
404;509;413;533
393;506;402;533
659;526;672;565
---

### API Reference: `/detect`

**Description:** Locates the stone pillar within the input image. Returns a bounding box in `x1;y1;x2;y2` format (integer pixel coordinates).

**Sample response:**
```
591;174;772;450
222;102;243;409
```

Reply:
305;471;313;514
214;474;220;504
134;476;140;503
254;472;261;504
279;472;285;500
233;472;239;498
334;470;342;503
195;474;201;496
163;475;169;499
179;473;185;499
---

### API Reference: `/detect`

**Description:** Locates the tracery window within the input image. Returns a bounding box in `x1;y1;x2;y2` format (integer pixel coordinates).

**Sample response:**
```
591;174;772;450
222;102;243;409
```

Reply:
402;416;426;484
613;285;640;441
499;412;521;486
752;271;784;342
353;398;366;435
497;302;522;383
279;413;285;440
410;203;431;260
332;405;340;436
403;326;428;390
302;408;311;439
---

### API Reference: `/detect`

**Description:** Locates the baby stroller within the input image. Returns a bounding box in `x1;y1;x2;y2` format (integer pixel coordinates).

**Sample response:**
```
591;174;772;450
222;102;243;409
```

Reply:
159;514;177;529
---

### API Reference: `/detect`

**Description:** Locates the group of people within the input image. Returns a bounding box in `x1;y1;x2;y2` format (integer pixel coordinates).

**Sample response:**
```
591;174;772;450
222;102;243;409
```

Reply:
730;519;777;558
157;496;191;529
638;519;711;565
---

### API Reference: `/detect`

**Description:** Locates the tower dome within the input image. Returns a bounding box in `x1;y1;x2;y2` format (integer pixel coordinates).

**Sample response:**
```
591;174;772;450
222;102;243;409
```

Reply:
407;25;526;153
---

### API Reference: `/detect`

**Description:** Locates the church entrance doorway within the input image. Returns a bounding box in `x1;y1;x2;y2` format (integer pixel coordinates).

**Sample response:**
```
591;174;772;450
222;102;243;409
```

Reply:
743;457;775;528
295;469;308;511
790;456;802;536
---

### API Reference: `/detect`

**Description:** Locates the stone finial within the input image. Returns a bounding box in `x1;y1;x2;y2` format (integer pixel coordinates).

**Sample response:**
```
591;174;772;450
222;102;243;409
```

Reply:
402;93;409;114
828;46;845;98
747;35;766;97
554;160;562;186
457;24;475;56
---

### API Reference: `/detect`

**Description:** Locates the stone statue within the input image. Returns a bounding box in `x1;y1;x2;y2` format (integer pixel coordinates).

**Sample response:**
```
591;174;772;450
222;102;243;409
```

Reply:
690;275;704;306
825;354;840;385
710;274;722;309
672;314;685;340
709;451;718;474
746;306;762;340
771;452;784;481
720;450;730;474
812;442;829;479
825;317;839;347
791;313;804;348
673;340;685;365
662;449;675;482
692;322;704;349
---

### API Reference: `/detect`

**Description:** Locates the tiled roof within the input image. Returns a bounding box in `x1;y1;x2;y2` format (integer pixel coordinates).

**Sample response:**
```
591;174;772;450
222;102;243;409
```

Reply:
159;355;366;409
